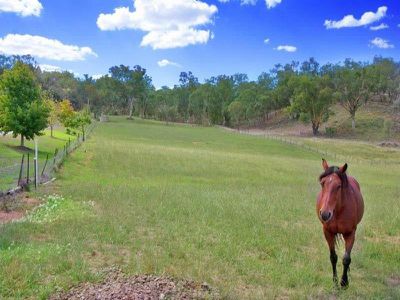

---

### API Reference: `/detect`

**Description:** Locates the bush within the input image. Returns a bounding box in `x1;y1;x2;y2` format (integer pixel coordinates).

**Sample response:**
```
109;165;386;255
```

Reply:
325;127;337;137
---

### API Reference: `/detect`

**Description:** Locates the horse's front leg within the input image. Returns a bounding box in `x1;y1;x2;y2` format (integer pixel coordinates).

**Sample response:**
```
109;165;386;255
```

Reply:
341;231;355;288
323;229;338;285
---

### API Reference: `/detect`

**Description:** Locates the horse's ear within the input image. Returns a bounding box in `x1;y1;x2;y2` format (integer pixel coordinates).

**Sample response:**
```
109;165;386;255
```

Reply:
339;163;348;174
322;158;329;170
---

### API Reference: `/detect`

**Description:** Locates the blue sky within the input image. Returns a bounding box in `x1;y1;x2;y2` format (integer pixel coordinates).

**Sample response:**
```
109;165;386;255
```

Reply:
0;0;399;88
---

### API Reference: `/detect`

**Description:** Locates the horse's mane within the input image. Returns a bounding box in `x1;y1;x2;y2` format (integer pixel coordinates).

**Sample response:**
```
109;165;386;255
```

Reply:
319;166;348;187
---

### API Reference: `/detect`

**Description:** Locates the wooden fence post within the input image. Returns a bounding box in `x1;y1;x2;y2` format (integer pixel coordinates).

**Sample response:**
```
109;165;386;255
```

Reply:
18;154;25;186
41;153;49;177
27;153;30;184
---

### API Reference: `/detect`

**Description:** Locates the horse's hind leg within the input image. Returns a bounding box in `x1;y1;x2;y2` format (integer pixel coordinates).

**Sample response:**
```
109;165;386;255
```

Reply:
324;229;338;285
341;231;355;288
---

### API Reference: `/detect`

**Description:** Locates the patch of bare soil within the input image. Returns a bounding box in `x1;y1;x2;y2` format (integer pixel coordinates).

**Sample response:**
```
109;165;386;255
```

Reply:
50;271;220;300
0;194;42;224
387;276;400;288
0;211;24;223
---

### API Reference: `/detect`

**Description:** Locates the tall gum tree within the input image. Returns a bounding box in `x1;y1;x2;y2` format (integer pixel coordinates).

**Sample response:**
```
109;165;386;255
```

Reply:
333;60;371;130
289;75;334;136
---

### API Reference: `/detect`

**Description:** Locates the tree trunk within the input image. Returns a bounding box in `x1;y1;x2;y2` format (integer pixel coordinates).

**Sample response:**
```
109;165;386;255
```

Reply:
82;126;85;141
351;114;356;130
128;97;135;119
50;125;54;138
20;135;25;147
312;124;319;136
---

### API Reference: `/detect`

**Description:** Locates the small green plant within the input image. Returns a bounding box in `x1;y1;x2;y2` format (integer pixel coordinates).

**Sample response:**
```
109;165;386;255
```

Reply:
325;127;337;137
25;194;65;223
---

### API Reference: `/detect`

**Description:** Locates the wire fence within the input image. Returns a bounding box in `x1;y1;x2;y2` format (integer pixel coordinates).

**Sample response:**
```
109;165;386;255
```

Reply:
0;123;95;197
229;128;400;166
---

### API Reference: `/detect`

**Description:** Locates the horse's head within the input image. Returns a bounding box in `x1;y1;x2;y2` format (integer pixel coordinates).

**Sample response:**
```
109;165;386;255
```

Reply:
318;159;348;223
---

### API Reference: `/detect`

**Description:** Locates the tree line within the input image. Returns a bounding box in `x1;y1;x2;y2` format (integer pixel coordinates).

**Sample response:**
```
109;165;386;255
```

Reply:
1;55;399;141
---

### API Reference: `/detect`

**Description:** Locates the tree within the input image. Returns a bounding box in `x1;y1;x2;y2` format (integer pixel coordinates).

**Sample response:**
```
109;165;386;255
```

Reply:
133;67;154;118
212;75;235;125
178;71;199;120
188;84;216;125
0;54;37;75
38;70;78;102
228;101;245;129
367;57;400;103
236;82;261;125
69;108;92;141
0;62;49;147
58;99;75;128
333;60;372;130
109;65;135;117
44;94;59;138
289;75;334;135
109;65;153;119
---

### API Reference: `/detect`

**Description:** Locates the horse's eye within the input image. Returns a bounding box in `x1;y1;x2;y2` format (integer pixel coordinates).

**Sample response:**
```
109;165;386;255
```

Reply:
337;185;342;190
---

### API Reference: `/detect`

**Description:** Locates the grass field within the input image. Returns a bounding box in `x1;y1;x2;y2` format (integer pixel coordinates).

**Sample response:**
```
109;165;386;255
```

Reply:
0;117;399;299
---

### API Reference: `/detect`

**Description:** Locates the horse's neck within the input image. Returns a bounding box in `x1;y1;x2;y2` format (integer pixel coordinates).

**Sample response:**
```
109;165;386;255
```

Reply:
338;186;351;211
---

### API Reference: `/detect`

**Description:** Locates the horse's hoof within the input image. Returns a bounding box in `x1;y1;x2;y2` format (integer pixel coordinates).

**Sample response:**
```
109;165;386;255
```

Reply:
340;279;349;288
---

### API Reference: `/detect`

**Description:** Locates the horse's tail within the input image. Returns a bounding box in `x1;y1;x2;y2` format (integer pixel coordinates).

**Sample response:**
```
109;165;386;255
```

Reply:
334;233;343;249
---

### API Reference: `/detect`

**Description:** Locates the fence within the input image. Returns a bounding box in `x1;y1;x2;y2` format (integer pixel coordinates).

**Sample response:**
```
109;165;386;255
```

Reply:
230;128;400;166
0;123;95;197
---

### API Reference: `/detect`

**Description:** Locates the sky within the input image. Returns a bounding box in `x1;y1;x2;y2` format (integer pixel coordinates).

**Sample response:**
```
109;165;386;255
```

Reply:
0;0;399;88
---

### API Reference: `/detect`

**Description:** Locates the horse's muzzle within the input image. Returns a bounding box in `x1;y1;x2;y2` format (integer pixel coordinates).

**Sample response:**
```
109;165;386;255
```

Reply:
320;210;332;222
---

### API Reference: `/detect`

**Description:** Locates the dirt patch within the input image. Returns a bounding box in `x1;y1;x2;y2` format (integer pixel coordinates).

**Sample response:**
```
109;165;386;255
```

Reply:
387;276;400;288
22;196;41;206
0;211;24;223
50;271;220;300
0;193;42;224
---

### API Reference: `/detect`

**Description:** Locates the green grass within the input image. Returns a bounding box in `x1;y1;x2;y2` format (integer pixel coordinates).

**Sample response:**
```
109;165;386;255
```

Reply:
0;117;399;299
0;128;76;191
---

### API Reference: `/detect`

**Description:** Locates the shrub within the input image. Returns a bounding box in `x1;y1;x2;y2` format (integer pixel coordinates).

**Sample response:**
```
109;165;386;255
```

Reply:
325;127;337;137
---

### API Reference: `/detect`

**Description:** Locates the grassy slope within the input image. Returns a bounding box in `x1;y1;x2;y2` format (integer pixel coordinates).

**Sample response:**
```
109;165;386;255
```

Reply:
326;103;399;141
0;129;75;190
265;102;400;141
0;117;399;299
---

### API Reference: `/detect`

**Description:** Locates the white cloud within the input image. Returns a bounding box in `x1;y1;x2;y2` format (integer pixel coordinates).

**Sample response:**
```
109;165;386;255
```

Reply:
39;64;61;72
370;23;389;31
157;59;181;68
0;34;97;61
265;0;282;9
370;37;394;49
97;0;218;49
92;74;105;80
264;38;270;44
241;0;257;4
142;28;211;49
276;45;297;52
218;0;282;8
0;0;42;17
324;6;387;29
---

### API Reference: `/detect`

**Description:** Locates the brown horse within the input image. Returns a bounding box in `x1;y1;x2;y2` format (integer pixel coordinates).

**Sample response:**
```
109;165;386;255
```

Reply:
317;159;364;287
